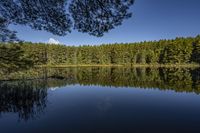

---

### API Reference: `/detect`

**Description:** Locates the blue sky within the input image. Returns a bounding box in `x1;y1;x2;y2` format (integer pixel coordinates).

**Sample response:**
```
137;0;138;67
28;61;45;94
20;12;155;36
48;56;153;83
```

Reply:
10;0;200;46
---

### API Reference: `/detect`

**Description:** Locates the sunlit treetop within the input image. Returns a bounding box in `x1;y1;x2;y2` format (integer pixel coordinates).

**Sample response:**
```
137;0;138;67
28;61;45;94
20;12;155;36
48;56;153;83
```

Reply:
0;0;134;42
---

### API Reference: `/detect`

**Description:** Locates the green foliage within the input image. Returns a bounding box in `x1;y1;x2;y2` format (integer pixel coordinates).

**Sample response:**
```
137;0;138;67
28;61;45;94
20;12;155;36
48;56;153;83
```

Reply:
0;43;33;70
161;38;193;64
0;35;200;67
192;36;200;63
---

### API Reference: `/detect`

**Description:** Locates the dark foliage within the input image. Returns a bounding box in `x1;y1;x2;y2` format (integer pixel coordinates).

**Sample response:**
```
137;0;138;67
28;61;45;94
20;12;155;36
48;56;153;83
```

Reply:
0;80;48;121
69;0;134;36
0;18;19;42
0;0;134;42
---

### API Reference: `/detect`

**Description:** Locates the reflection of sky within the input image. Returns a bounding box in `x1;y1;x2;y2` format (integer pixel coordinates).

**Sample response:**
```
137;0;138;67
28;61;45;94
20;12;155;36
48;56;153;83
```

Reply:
9;0;200;45
1;85;200;132
49;87;60;91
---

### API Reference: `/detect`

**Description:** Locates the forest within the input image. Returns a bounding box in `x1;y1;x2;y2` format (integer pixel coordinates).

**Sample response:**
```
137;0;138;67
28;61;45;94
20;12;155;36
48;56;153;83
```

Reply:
0;35;200;69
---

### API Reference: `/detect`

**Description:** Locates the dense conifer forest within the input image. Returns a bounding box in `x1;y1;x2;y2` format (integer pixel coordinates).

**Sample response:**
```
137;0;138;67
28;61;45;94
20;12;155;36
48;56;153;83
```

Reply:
0;35;200;68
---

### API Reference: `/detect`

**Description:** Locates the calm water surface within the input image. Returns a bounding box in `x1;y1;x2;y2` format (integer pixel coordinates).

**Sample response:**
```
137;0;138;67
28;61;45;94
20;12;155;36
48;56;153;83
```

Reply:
1;67;200;133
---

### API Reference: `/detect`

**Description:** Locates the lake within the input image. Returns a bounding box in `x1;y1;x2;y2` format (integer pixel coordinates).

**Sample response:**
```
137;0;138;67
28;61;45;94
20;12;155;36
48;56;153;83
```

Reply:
1;67;200;133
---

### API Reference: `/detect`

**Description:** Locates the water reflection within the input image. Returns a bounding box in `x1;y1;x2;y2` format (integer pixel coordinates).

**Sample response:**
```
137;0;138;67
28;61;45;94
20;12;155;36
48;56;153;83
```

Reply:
0;80;48;121
1;67;200;92
97;96;112;113
0;67;200;122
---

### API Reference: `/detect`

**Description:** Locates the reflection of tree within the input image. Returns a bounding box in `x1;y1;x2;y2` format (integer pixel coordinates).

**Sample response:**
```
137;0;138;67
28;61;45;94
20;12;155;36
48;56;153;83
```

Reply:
1;67;200;96
159;68;195;93
65;67;200;94
0;80;48;121
191;68;200;93
58;67;200;94
0;0;134;42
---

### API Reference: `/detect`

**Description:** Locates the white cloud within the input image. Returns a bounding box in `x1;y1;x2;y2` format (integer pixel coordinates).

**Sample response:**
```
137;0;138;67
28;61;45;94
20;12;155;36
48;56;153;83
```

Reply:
47;38;60;45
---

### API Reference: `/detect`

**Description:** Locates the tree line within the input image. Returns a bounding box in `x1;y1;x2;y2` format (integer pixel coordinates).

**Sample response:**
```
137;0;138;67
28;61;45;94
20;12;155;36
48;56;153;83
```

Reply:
0;35;200;68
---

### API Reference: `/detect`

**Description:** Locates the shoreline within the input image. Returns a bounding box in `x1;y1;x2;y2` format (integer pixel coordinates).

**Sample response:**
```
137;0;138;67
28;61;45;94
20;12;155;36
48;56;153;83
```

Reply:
1;64;200;81
37;64;200;68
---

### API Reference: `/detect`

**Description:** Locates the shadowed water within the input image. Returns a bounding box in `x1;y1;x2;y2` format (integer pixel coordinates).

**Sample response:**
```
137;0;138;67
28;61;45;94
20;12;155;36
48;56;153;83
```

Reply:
0;67;200;133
